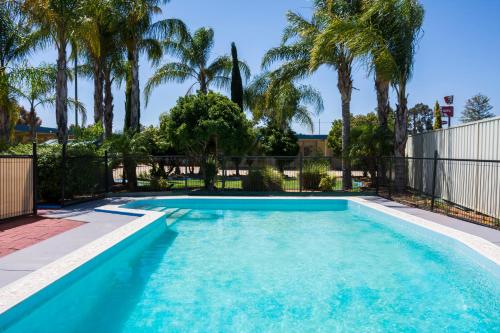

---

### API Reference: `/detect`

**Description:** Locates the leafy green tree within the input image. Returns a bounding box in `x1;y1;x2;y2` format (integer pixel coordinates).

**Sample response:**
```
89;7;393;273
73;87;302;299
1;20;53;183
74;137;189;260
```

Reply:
408;103;433;134
23;0;85;143
145;27;250;102
258;126;299;173
328;113;393;181
461;94;494;123
230;42;244;111
433;101;442;129
245;73;323;133
160;92;253;157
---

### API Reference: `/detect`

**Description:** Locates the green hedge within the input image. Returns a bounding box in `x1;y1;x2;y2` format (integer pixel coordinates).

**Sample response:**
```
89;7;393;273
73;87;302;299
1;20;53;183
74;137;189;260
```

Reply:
242;166;283;191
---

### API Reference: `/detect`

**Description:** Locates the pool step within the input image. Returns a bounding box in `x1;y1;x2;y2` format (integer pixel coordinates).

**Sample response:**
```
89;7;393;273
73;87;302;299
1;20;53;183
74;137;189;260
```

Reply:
166;209;191;227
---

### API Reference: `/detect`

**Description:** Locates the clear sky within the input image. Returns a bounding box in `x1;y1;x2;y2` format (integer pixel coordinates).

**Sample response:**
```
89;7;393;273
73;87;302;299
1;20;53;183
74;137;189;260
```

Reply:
28;0;500;134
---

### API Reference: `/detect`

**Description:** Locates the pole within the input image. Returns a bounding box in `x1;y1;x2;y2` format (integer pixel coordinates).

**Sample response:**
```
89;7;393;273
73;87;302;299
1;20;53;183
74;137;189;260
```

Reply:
32;141;38;216
430;150;438;211
74;46;78;127
61;143;67;206
299;153;303;192
104;150;109;193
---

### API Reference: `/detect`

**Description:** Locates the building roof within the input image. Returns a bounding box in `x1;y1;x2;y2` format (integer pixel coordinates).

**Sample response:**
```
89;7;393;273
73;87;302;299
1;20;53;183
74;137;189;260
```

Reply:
15;124;58;134
297;134;328;140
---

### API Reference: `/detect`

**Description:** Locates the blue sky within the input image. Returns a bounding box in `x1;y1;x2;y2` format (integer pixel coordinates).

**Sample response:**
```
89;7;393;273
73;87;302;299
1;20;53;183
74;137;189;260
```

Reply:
28;0;500;134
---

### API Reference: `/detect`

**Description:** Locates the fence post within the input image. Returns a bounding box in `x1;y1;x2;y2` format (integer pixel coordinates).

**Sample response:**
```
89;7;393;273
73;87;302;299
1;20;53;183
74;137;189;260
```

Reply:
60;143;67;207
104;150;109;193
430;150;438;211
299;153;303;192
184;158;188;191
375;157;379;195
388;158;393;198
221;155;226;191
32;141;38;216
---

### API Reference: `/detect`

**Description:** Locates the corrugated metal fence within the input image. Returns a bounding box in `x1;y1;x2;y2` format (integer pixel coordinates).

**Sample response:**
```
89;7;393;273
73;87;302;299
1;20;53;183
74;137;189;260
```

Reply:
0;155;35;220
406;116;500;220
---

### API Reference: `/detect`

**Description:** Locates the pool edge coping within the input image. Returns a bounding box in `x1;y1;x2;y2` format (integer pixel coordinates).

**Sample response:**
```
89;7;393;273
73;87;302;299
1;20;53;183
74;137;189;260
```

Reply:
0;206;165;315
0;196;498;317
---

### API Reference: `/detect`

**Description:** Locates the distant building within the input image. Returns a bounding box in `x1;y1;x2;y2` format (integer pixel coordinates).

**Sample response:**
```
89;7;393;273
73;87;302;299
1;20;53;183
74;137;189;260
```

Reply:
14;125;74;144
297;134;333;157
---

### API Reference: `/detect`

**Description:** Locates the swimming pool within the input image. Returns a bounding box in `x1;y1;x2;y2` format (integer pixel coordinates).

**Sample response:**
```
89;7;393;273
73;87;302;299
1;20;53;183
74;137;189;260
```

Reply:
1;198;499;332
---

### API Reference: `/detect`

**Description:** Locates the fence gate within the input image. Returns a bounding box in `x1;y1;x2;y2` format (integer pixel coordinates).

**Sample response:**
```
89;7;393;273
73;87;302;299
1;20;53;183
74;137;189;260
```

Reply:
0;155;35;220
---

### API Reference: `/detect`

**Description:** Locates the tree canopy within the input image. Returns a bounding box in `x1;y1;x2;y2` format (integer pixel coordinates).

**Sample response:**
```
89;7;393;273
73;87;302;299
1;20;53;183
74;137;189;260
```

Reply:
160;92;253;156
461;94;494;123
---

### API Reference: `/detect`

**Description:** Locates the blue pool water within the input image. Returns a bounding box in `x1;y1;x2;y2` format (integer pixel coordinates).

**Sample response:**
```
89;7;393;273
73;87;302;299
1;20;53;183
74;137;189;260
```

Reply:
2;199;499;332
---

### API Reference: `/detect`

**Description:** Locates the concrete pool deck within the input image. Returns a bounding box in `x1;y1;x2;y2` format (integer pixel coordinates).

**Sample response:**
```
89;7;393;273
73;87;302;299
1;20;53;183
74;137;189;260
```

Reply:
0;195;499;292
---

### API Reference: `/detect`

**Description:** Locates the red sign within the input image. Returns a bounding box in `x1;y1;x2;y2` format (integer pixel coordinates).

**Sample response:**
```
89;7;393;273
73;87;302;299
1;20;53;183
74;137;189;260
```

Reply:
441;106;454;117
444;95;454;105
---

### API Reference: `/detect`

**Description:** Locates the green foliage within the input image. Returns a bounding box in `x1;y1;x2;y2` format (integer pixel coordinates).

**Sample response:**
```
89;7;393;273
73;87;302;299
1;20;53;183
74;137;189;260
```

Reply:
245;73;323;132
230;42;243;111
433;101;442;129
72;123;104;143
460;94;494;123
319;174;337;192
259;126;299;157
202;155;218;190
408;103;433;134
8;143;101;202
301;159;329;191
327;113;393;179
145;27;250;101
242;166;284;191
160;92;253;156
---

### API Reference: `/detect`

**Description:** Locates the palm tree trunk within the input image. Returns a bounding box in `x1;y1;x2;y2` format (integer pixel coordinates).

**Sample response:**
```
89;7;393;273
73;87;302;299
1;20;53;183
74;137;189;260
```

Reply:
394;85;408;191
93;60;104;124
30;104;36;141
130;46;140;132
374;72;390;186
104;67;113;139
56;40;68;144
374;73;390;130
337;60;353;190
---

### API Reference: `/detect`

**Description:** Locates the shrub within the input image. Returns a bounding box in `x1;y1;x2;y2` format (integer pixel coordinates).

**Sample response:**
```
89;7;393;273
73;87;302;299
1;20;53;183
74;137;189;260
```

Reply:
300;159;329;191
203;155;218;190
242;166;283;191
319;174;337;192
7;143;102;202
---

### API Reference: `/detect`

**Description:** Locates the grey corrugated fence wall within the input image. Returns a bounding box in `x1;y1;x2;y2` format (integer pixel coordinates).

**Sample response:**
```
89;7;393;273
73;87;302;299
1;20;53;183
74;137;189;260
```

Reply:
406;116;500;219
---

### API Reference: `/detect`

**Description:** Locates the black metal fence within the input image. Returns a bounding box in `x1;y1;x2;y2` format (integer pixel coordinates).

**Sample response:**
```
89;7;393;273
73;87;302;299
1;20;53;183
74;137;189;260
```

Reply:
3;144;500;230
377;153;500;229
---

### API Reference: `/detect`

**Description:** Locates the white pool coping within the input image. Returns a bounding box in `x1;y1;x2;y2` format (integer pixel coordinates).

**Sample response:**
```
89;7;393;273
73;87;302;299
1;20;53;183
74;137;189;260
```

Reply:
0;196;498;316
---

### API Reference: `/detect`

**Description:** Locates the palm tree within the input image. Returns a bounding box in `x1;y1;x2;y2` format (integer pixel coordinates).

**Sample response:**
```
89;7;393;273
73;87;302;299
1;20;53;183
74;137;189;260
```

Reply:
0;1;33;145
23;0;83;144
350;0;424;189
115;0;187;133
263;0;362;190
75;0;124;137
245;73;323;133
10;63;87;141
145;27;251;102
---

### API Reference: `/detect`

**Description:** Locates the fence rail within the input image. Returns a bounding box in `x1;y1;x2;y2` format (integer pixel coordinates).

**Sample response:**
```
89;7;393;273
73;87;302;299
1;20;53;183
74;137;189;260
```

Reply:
2;144;500;230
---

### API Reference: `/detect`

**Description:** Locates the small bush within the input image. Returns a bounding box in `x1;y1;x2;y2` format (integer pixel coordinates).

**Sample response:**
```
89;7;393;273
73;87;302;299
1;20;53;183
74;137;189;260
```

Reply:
301;159;329;191
242;166;283;191
150;177;172;191
203;155;218;190
319;174;337;191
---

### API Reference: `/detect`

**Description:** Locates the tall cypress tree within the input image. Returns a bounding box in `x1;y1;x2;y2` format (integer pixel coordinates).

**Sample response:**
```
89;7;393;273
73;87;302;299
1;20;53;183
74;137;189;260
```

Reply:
230;42;243;111
433;101;442;130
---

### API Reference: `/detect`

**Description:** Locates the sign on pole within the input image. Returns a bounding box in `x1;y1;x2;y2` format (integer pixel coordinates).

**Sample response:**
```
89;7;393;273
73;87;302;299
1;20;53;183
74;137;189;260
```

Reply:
441;106;454;117
444;95;454;105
